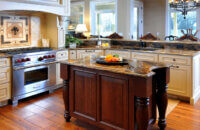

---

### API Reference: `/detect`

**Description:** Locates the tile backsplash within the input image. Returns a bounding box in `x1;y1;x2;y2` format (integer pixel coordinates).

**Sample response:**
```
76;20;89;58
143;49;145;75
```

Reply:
0;12;46;49
0;15;30;47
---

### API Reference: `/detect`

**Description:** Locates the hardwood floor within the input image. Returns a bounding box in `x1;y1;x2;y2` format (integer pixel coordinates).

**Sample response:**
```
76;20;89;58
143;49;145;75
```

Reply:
0;88;199;130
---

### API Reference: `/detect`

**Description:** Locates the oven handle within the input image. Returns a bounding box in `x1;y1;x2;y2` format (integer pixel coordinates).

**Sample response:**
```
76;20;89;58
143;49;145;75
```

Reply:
13;61;59;71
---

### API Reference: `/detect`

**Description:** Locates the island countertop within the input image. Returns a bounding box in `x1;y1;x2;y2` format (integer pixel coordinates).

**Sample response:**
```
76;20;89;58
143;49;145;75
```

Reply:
60;58;170;130
60;59;168;78
66;46;200;57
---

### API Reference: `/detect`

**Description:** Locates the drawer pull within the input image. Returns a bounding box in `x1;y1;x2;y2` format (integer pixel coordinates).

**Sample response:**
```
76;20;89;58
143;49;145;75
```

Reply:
170;65;179;68
86;50;94;52
173;58;176;61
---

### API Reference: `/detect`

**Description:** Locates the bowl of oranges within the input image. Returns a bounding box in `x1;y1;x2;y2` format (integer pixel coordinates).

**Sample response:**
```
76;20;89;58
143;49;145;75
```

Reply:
96;55;128;65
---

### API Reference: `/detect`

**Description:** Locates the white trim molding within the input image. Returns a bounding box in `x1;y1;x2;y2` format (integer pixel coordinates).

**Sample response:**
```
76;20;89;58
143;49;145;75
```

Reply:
0;0;69;16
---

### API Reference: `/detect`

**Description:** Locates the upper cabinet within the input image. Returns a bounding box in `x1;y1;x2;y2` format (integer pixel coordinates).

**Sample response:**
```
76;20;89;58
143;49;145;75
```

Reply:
0;0;71;16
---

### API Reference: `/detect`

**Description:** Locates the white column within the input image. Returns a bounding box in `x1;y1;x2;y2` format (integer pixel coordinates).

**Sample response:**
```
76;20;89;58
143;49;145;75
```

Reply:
117;0;134;39
57;16;67;48
84;0;91;31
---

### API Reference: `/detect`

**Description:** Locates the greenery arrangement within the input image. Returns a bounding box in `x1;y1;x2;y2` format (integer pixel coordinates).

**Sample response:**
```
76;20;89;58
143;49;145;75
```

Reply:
65;35;83;48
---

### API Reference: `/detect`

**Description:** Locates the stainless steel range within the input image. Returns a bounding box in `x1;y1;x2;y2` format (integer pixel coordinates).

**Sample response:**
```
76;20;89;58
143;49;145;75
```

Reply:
0;47;57;105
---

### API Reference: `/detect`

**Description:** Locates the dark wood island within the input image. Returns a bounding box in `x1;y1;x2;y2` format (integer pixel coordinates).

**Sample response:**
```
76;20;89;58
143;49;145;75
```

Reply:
60;60;169;130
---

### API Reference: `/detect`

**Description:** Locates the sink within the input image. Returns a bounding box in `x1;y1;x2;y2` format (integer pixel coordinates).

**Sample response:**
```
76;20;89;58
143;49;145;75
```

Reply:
123;47;158;51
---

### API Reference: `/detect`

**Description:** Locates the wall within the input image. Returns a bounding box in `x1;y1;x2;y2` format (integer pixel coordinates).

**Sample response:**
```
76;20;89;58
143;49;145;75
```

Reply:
143;0;167;40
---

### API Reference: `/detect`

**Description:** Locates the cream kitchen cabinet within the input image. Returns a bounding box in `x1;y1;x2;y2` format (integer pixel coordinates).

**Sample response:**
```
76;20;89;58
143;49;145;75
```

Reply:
105;50;131;59
0;58;11;107
159;54;200;104
56;50;68;85
77;50;104;59
69;50;77;60
132;52;159;62
167;65;191;97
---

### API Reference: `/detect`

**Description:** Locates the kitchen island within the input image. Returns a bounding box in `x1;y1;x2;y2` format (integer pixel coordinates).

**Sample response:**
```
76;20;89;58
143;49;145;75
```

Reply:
60;59;169;130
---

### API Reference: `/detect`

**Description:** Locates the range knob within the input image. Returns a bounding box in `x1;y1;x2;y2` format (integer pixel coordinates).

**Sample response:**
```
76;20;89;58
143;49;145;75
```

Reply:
43;56;48;59
21;59;26;62
48;55;52;58
26;58;31;61
16;59;21;63
52;55;55;58
38;57;44;61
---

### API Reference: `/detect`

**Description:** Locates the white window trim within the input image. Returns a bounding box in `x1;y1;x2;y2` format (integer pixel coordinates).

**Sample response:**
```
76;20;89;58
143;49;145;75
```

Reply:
90;0;117;35
71;1;85;24
166;0;200;38
133;0;143;39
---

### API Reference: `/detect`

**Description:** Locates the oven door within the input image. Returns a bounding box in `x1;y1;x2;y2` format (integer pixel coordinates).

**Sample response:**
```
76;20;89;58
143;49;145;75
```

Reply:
13;63;56;97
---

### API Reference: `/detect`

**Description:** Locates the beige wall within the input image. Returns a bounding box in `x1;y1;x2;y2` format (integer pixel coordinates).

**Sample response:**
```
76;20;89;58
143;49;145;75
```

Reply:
143;0;167;40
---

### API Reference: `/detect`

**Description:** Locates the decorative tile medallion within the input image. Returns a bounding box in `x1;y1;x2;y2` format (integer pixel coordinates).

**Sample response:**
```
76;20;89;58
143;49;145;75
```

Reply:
0;15;31;47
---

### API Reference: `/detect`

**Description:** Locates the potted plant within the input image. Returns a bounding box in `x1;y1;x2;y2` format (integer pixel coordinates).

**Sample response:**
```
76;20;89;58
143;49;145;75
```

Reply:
65;35;83;48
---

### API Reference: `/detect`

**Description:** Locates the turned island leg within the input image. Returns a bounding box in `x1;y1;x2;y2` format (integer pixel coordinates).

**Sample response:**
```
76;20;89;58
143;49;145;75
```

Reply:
63;80;71;122
136;97;150;130
157;85;168;130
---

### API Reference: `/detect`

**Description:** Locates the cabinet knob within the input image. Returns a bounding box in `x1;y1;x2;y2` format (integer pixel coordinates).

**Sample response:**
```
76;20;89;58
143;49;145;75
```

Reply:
173;58;176;61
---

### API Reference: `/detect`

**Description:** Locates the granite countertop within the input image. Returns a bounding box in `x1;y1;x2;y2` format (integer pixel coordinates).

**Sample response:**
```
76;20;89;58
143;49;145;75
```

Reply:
67;46;200;57
60;59;168;78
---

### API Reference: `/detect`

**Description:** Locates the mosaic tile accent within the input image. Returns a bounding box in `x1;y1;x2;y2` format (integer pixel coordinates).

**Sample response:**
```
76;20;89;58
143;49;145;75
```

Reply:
0;15;30;47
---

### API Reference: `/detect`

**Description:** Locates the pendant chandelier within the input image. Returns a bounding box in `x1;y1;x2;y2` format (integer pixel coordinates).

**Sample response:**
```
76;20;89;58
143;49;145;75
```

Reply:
169;0;200;19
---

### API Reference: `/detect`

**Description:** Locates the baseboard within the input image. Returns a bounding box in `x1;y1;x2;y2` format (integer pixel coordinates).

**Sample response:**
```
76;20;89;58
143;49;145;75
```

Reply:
191;90;200;105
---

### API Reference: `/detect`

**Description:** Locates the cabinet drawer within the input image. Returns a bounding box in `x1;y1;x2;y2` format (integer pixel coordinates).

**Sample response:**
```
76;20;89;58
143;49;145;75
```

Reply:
132;52;158;62
77;50;104;59
0;83;10;101
159;55;192;65
69;50;77;60
0;67;10;85
105;50;131;59
0;58;10;67
56;50;68;61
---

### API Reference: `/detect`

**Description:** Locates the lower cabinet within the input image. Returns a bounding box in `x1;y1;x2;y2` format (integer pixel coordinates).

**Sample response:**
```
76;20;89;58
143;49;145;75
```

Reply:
158;54;196;104
167;65;191;97
70;68;129;129
0;58;11;106
105;50;131;59
77;50;104;59
132;52;158;62
56;50;68;85
0;83;10;101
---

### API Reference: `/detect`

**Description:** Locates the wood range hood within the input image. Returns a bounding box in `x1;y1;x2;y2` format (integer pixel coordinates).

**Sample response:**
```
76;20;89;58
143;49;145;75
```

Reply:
0;0;70;16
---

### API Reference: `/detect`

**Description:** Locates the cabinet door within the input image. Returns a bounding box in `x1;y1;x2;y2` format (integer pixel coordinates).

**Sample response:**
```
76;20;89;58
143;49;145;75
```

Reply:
69;50;77;59
0;67;10;85
70;69;97;121
56;50;68;61
0;83;10;101
132;52;158;62
98;75;128;129
105;50;131;59
0;58;10;68
168;65;191;97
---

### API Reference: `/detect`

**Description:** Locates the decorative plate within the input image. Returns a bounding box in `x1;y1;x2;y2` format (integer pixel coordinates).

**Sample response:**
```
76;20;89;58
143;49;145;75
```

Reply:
96;58;128;65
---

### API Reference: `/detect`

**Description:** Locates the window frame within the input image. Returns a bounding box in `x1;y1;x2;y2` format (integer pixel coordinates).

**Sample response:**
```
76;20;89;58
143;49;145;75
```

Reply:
70;1;85;25
166;0;200;38
90;0;117;36
132;0;143;40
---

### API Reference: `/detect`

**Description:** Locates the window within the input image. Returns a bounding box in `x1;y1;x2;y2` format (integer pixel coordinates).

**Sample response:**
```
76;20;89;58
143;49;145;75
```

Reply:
170;11;197;37
69;2;84;26
133;1;143;40
91;0;116;36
